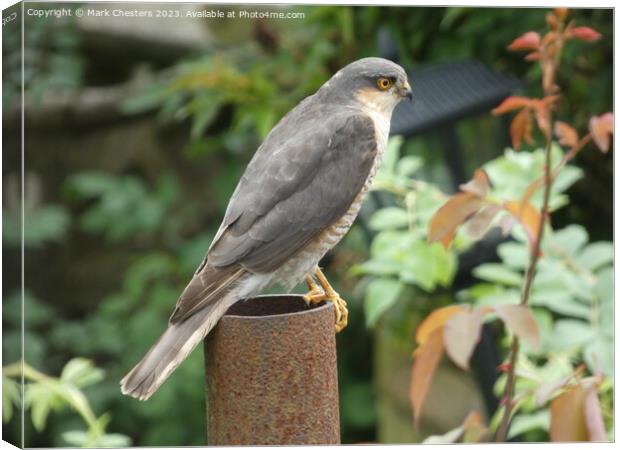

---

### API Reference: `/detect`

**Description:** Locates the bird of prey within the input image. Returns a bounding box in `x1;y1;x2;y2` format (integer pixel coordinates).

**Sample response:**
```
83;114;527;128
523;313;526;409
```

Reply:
121;57;412;400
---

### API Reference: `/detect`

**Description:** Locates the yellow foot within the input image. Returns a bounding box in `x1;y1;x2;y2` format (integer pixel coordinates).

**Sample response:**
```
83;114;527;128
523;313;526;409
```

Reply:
302;268;348;333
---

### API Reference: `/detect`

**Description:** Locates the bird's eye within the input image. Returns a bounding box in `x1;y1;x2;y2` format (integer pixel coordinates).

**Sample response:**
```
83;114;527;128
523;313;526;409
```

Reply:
377;77;393;91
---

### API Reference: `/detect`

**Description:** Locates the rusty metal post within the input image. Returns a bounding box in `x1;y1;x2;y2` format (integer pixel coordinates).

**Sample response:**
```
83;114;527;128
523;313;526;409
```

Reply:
204;294;340;445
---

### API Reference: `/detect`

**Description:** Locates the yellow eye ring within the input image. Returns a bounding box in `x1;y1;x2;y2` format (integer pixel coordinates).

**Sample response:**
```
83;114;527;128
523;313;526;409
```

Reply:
377;77;393;90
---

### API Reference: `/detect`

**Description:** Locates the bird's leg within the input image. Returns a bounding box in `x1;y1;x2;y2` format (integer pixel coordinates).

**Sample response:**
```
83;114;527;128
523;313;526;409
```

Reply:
302;268;348;332
315;268;349;332
303;275;324;304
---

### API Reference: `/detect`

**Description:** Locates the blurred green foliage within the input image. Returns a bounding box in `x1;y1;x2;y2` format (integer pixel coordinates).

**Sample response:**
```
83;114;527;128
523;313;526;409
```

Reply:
352;137;458;327
3;5;84;108
3;358;131;447
65;172;180;242
4;4;611;447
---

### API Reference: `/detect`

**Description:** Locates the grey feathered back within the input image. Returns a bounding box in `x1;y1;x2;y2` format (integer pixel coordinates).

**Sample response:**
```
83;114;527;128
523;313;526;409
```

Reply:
208;107;377;273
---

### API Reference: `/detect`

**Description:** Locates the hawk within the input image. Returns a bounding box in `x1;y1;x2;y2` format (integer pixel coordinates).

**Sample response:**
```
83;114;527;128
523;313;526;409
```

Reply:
121;57;412;400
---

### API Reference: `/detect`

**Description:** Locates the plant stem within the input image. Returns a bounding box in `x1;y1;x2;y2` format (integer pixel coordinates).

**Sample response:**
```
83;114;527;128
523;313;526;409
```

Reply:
495;134;554;442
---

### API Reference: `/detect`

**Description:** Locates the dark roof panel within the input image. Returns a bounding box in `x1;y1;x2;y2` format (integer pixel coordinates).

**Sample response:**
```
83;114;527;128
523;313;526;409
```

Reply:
391;59;523;136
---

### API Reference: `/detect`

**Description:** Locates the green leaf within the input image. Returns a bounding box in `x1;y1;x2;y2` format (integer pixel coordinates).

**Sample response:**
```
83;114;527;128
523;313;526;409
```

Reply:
531;295;591;319
368;207;409;230
2;375;20;423
431;243;457;286
484;146;582;211
409;183;448;227
375;136;402;179
584;337;613;378
597;267;613;337
398;242;437;291
121;83;167;114
26;383;57;431
369;230;410;259
546;320;596;352
62;430;88;447
350;258;402;277
596;266;613;305
63;385;95;426
552;166;583;196
364;278;403;328
66;171;117;197
497;242;529;269
472;263;523;287
530;266;591;318
508;410;550;439
549;225;588;256
577;242;613;272
396;155;423;176
253;107;277;138
186;93;225;139
423;425;464;444
95;433;132;447
24;205;70;247
60;358;105;388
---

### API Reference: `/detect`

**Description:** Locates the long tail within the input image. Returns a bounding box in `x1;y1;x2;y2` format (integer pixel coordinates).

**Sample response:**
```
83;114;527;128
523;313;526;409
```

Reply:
121;266;250;401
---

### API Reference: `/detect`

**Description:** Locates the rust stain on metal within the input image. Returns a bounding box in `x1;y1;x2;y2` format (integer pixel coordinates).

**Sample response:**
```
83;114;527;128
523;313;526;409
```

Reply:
204;295;340;445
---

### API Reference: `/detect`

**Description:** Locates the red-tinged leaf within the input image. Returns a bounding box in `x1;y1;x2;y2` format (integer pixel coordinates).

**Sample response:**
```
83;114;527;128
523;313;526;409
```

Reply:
415;305;466;345
519;177;544;212
503;200;543;250
542;59;557;94
491;96;532;115
541;95;561;107
493;304;541;350
525;51;540;62
535;107;552;139
584;386;608;441
510;108;533;149
535;375;571;406
507;31;541;51
443;308;484;370
541;30;558;47
554;7;568;20
546;12;559;30
499;214;518;236
410;327;444;429
462;411;488;443
568;26;602;42
529;96;559;139
459;169;490;197
466;204;502;240
550;385;589;441
589;112;614;153
554;121;579;148
428;193;484;249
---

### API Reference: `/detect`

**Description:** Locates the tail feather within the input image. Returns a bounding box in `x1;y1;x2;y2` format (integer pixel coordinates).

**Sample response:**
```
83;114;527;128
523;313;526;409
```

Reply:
120;291;237;401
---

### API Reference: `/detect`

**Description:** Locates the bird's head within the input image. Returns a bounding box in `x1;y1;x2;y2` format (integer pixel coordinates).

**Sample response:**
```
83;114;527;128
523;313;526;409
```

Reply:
320;57;412;115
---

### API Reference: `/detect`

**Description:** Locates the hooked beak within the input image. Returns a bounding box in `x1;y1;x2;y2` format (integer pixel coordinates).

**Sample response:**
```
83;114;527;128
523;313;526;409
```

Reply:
402;80;413;101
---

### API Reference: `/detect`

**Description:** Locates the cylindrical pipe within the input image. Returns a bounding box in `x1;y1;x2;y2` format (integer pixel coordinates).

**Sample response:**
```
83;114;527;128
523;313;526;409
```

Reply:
204;295;340;445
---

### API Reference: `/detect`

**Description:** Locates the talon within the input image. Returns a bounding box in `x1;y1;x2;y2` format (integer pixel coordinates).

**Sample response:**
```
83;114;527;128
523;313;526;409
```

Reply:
303;275;325;305
334;296;348;332
301;269;348;332
314;267;349;333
